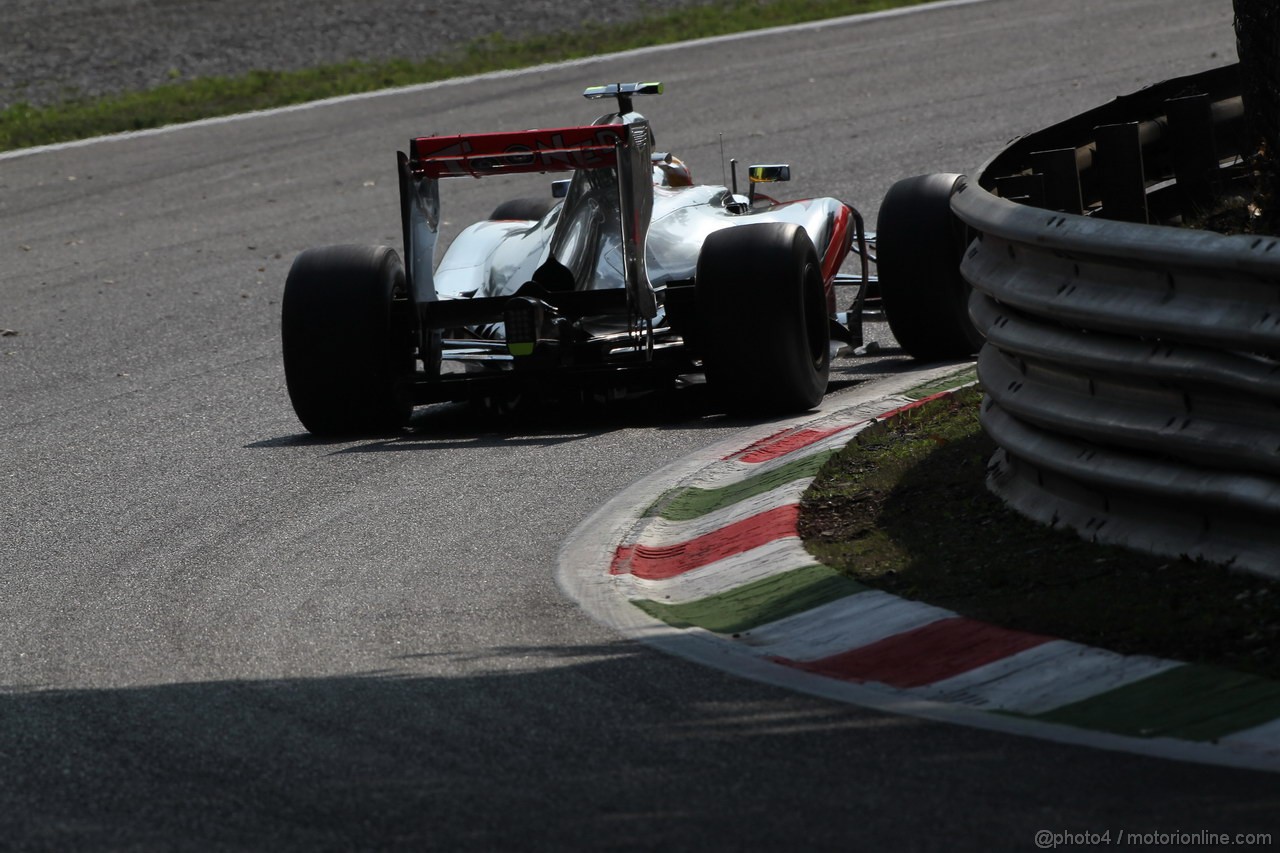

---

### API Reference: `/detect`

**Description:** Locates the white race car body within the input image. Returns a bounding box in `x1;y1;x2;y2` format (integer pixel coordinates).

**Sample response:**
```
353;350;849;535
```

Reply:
436;181;852;308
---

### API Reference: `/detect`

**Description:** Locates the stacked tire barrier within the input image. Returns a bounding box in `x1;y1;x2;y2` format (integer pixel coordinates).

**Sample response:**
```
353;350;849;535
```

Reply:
952;63;1280;578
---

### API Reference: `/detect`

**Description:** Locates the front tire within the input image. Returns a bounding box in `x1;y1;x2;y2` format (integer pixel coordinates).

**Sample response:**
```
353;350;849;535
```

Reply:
281;244;415;436
877;173;982;360
696;222;830;414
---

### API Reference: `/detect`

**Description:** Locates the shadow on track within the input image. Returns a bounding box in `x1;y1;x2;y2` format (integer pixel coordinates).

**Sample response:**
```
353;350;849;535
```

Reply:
246;349;920;454
4;638;1277;850
247;383;818;453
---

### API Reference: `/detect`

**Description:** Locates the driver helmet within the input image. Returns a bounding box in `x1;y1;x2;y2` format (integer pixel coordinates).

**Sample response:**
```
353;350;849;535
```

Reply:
655;155;693;187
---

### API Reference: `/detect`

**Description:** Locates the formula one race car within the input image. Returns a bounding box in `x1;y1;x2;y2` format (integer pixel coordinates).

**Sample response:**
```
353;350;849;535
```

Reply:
282;82;878;436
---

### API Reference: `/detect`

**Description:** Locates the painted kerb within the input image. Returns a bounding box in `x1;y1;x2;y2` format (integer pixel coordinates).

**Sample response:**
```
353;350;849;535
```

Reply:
562;368;1280;772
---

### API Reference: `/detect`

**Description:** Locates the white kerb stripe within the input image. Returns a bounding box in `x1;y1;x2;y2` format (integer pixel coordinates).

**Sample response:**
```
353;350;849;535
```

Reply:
926;641;1182;715
736;591;955;661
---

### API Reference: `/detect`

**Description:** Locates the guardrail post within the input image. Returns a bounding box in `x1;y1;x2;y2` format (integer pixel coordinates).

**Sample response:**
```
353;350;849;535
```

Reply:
1164;93;1219;218
1029;148;1084;214
1094;122;1149;223
994;173;1046;208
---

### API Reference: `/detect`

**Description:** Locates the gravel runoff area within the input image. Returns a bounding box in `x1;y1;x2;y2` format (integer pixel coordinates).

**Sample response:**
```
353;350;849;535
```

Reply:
0;0;724;111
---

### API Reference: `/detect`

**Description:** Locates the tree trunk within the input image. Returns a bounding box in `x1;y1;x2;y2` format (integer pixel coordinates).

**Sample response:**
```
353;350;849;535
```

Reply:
1234;0;1280;224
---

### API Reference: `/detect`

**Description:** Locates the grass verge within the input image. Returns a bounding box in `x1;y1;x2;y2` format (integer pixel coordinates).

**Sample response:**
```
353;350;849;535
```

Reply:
799;386;1280;680
1;0;933;152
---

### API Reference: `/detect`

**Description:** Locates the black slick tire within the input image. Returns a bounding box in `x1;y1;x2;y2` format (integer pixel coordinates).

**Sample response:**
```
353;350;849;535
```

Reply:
876;173;982;360
281;244;414;436
696;222;829;414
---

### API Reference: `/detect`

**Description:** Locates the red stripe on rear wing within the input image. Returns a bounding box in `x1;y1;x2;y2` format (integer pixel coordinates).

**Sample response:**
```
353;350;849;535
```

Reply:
411;124;626;178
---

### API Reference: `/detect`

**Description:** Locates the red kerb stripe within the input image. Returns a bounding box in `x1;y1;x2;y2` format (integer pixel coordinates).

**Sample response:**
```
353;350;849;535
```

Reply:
723;392;961;465
731;425;856;464
775;617;1052;688
610;504;800;580
874;391;954;422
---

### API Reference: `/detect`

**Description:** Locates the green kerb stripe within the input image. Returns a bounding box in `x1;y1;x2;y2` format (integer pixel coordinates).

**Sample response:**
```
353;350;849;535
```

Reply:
905;368;978;401
631;564;868;634
1027;664;1280;742
649;449;836;521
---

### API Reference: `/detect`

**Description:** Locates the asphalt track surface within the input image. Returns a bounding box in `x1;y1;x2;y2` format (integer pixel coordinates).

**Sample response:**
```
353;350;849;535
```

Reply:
3;0;1277;849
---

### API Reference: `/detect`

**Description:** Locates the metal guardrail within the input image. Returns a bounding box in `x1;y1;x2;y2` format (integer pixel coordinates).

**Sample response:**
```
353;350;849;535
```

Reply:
950;63;1280;578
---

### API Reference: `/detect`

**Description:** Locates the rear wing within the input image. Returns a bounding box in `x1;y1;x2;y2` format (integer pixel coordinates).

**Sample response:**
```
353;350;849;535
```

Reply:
409;124;627;179
400;91;660;323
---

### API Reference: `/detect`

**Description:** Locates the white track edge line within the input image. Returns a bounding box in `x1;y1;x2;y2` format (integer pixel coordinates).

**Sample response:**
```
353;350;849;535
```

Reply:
0;0;996;162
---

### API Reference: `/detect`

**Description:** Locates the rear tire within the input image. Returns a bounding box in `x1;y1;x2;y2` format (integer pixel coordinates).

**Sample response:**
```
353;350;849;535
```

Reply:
281;244;415;436
877;173;982;360
697;222;829;414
